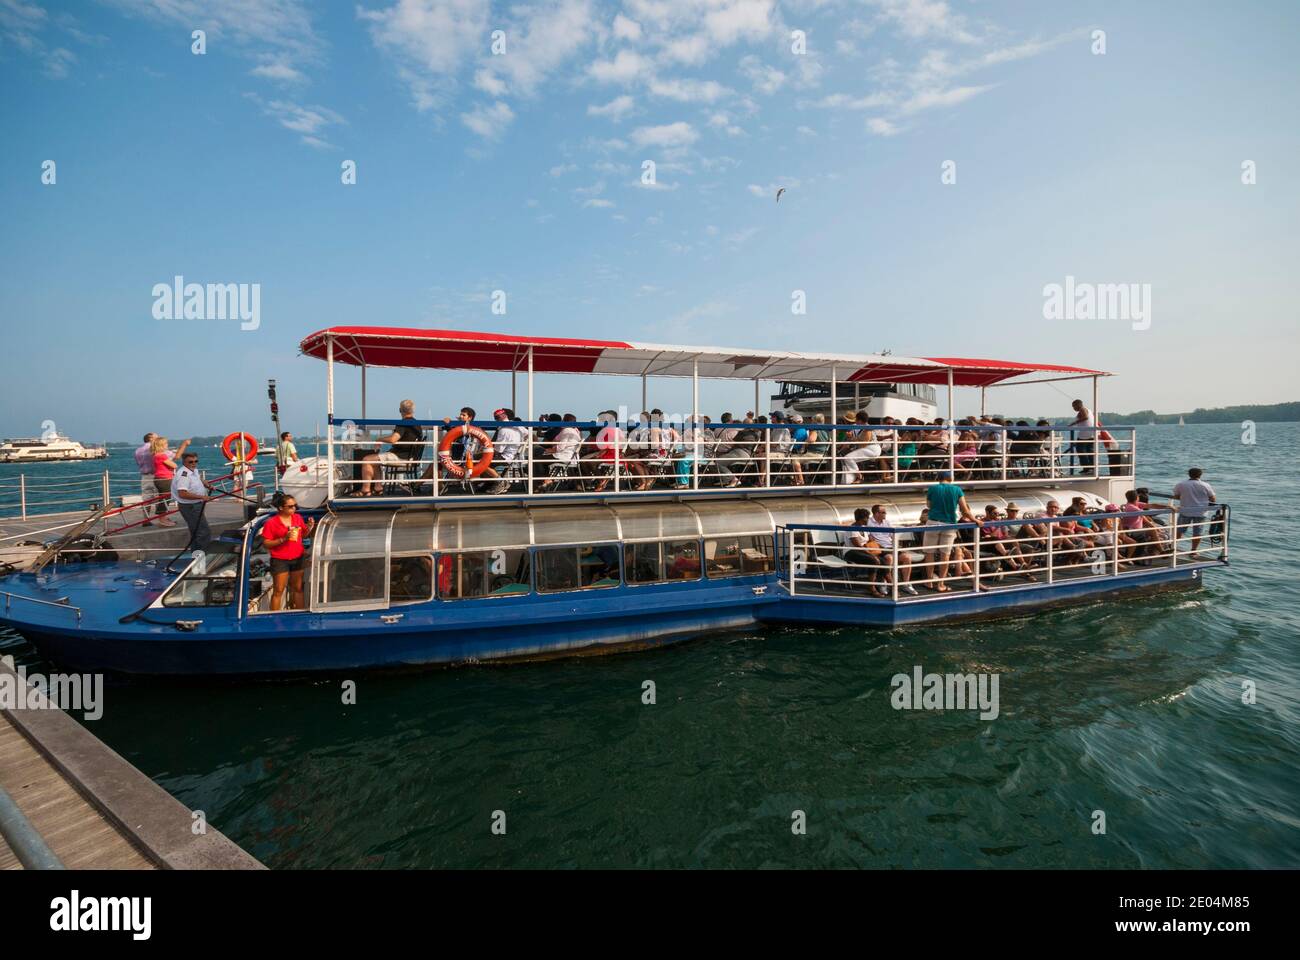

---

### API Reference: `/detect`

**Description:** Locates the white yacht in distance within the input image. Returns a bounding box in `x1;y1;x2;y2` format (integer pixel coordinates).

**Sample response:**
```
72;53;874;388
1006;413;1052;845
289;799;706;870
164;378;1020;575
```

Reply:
0;435;108;463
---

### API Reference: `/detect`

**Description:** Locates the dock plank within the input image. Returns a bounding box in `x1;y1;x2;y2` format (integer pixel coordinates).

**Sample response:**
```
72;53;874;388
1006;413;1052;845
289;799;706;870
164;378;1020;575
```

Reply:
0;713;155;869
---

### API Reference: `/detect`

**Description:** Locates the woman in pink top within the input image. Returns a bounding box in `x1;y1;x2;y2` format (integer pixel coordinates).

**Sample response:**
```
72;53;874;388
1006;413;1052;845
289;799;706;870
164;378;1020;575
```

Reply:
150;436;189;527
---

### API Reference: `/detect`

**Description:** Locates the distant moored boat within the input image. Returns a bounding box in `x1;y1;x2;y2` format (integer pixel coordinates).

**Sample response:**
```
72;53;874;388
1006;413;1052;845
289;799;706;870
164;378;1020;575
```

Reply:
0;435;108;463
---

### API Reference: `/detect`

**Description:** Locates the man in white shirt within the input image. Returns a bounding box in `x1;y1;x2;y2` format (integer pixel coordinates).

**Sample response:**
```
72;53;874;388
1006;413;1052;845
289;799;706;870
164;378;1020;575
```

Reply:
866;503;918;595
1171;467;1217;558
172;450;213;551
492;408;525;466
1069;399;1096;475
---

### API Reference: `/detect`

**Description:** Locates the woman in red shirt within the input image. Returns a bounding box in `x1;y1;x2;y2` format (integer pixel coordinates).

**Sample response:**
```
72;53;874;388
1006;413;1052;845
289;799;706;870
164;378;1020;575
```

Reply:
263;493;316;611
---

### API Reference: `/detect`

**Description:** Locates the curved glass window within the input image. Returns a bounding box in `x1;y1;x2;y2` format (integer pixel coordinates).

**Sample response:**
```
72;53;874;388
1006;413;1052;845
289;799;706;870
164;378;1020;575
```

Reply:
317;512;392;558
758;497;839;529
688;501;774;537
529;506;618;545
435;508;531;550
611;503;701;541
391;510;436;553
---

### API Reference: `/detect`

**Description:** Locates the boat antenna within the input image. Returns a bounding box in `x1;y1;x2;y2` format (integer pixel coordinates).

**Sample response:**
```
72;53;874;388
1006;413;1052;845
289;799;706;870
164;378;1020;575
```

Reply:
268;379;282;491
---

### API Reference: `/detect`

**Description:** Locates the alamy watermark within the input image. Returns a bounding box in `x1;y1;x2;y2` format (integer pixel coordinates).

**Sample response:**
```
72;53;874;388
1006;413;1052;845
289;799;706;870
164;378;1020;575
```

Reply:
152;275;260;330
1043;275;1151;330
890;665;1000;720
0;654;103;721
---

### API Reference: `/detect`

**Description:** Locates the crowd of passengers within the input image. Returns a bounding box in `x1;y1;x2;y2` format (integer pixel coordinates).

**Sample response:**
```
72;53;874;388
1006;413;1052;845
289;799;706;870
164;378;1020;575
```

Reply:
351;397;1126;495
827;486;1195;598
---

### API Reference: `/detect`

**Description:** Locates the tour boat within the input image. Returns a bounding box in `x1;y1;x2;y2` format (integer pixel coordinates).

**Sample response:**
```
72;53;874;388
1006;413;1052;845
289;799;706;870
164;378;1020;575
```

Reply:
0;327;1229;677
0;436;108;464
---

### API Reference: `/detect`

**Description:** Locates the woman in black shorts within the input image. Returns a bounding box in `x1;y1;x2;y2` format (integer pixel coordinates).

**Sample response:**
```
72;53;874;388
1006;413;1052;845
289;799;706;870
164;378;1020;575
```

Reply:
263;494;315;611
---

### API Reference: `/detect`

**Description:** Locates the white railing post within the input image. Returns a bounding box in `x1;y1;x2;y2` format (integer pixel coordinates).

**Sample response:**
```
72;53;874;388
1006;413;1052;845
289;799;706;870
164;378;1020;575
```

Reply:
1046;523;1055;584
102;470;111;509
787;529;797;595
1130;429;1137;478
614;424;622;493
431;426;440;499
692;420;700;490
1170;509;1180;567
891;536;900;602
1112;520;1120;576
526;426;534;495
972;525;981;593
764;429;771;488
19;474;26;521
1001;428;1008;481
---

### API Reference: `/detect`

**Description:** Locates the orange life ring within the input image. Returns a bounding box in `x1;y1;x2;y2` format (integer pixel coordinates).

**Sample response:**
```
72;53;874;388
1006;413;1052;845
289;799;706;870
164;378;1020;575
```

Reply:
438;425;494;478
221;432;260;462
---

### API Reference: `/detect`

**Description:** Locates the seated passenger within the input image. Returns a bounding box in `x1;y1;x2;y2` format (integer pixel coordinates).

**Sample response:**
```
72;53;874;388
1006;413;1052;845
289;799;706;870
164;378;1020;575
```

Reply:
359;399;426;495
866;504;918;595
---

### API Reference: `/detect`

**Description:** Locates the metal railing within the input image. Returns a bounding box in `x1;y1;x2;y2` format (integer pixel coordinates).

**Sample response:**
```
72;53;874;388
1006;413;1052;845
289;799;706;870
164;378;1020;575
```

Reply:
1;589;84;622
0;464;279;521
327;419;1138;502
776;504;1229;603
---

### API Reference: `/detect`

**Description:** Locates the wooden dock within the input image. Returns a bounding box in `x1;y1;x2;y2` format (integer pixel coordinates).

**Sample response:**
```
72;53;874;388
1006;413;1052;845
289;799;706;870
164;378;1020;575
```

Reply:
0;659;262;870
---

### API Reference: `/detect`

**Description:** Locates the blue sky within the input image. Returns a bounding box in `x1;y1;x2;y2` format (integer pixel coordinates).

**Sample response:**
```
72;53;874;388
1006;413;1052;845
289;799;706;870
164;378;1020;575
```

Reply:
2;0;1297;441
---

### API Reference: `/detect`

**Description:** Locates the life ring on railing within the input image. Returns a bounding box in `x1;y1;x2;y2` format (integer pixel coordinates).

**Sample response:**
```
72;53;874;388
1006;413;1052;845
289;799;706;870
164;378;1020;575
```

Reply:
221;432;260;462
438;425;494;479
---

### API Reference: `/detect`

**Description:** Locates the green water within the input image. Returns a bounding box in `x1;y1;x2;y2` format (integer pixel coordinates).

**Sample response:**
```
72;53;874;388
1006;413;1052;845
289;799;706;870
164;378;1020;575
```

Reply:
3;423;1298;867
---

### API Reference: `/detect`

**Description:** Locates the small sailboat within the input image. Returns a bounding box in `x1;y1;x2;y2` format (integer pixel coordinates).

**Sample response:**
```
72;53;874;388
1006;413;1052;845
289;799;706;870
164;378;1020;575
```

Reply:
1178;415;1186;426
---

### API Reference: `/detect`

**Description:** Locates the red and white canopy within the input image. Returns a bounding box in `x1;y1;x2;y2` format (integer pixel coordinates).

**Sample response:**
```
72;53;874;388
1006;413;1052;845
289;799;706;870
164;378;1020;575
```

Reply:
300;327;1106;386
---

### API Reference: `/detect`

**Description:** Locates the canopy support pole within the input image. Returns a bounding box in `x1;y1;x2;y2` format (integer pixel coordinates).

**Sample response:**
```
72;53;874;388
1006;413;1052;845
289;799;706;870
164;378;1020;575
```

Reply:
947;368;955;477
980;386;985;417
830;366;838;487
326;335;335;501
1092;374;1100;479
692;359;700;490
754;379;760;417
641;374;647;412
527;346;534;496
511;368;517;412
361;362;367;421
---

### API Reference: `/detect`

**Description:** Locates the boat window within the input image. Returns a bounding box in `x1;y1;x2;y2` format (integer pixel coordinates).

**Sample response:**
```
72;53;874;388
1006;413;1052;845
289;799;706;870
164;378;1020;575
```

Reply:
314;513;392;609
759;497;840;529
389;555;434;604
436;549;531;599
160;548;241;608
704;535;775;578
624;539;702;584
434;509;531;550
391;511;436;553
320;558;387;606
688;501;774;537
317;512;393;557
536;544;620;592
529;506;618;545
611;503;701;541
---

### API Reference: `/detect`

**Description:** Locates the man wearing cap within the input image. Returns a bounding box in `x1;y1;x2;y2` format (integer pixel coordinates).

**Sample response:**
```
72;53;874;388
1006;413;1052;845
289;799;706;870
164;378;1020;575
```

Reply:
924;471;978;592
172;450;213;551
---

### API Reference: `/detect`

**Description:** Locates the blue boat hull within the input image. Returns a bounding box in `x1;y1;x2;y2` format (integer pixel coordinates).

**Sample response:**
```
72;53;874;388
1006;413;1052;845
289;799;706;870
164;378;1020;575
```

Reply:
0;562;1213;677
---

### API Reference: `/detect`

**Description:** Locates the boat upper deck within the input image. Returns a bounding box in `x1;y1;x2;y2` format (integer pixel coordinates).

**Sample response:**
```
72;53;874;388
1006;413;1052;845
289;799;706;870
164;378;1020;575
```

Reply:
298;326;1125;509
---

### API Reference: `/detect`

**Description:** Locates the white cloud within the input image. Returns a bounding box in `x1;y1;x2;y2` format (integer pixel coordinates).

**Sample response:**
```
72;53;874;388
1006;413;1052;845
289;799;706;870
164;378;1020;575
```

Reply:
250;60;304;82
899;83;993;114
660;33;710;65
246;94;345;147
460;100;515;139
648;77;730;103
583;197;615;208
360;0;490;110
796;124;816;136
805;91;892;110
869;0;978;44
474;0;595;97
612;13;642;41
549;162;578;176
739;54;784;95
473;68;507;96
588;94;635;120
589;48;654;84
866;117;899;136
630;121;698;148
704;0;774;45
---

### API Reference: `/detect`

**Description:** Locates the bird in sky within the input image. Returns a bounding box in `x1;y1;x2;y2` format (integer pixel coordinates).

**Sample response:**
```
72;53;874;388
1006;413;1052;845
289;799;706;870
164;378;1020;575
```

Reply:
775;187;785;203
